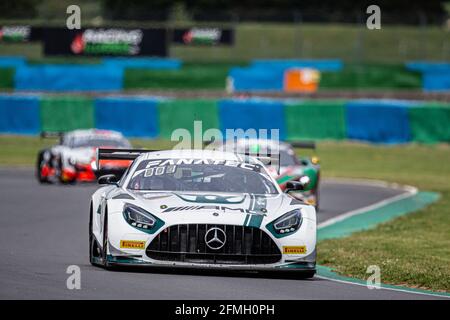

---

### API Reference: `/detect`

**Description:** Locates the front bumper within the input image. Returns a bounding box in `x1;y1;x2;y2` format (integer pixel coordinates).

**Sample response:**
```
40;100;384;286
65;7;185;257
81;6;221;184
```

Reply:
105;253;316;273
103;216;316;271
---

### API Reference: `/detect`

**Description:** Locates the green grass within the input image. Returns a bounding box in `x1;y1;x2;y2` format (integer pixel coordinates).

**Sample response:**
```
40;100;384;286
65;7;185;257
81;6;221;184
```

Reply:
0;135;449;291
301;142;450;292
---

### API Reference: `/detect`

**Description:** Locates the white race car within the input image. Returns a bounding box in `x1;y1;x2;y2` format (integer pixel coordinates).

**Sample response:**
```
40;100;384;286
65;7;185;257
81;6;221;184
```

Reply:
89;149;317;277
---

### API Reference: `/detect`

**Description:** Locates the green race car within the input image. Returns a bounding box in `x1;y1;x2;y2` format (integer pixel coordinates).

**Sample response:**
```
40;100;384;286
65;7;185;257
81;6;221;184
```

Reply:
216;139;321;211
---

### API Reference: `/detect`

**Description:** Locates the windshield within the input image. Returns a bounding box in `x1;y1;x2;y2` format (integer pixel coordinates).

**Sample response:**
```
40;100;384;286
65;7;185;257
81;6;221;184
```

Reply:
127;159;278;194
69;137;131;148
280;150;299;166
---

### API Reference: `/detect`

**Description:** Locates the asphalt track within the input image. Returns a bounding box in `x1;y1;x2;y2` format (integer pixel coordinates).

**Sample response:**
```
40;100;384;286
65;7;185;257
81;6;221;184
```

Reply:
0;168;444;300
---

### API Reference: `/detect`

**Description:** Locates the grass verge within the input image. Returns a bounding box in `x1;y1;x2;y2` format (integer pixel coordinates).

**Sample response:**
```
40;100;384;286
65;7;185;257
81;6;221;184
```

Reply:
0;135;448;291
300;142;450;293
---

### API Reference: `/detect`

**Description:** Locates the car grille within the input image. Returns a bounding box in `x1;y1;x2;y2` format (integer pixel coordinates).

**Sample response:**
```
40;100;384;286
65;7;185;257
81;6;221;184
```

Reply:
146;224;281;265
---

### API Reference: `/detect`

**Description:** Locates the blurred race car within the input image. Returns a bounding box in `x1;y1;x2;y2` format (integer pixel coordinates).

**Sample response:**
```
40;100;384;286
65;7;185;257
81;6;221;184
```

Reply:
36;129;132;184
213;139;321;210
89;148;317;277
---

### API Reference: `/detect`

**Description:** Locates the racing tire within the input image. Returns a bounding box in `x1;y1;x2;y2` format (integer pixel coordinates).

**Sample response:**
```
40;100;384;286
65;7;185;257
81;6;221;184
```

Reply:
36;150;51;184
101;208;111;269
89;203;102;267
58;158;76;185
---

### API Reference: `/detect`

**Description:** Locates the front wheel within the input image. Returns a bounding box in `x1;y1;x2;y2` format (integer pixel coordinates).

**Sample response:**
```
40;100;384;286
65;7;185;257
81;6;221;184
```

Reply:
101;211;110;269
89;203;102;266
36;151;51;184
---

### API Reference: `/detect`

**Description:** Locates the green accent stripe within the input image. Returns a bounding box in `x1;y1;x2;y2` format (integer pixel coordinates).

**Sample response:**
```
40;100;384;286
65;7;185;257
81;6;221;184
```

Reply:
247;214;264;228
318;191;440;241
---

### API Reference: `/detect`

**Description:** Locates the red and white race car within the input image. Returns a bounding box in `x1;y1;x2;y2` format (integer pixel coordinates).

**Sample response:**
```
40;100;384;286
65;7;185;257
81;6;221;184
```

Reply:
36;129;133;184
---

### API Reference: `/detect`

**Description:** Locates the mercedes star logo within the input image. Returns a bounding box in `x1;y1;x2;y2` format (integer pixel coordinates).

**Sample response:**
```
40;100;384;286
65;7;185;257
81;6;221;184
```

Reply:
204;227;226;250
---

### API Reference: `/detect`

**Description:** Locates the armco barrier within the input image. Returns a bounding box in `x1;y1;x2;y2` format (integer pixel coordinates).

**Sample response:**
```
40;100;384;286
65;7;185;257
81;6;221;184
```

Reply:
0;95;40;134
345;100;414;143
158;99;219;139
94;97;159;138
408;102;450;143
285;100;346;140
218;99;286;139
40;96;94;132
15;65;123;91
102;57;181;70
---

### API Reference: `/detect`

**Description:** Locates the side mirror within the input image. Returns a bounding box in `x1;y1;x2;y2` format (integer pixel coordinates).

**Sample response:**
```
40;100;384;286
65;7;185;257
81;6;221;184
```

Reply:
98;174;118;185
285;176;310;193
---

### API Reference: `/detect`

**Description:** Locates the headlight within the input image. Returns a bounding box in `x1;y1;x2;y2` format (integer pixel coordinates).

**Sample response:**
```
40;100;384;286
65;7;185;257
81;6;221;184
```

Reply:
273;209;302;235
123;203;156;230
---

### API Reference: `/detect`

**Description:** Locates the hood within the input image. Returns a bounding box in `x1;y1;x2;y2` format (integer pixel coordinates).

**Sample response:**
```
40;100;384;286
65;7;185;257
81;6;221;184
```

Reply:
136;191;286;217
105;187;314;229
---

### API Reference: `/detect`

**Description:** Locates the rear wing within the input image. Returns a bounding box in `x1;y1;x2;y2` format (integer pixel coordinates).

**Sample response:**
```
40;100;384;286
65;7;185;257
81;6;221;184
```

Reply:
96;148;157;170
290;141;316;149
40;131;64;143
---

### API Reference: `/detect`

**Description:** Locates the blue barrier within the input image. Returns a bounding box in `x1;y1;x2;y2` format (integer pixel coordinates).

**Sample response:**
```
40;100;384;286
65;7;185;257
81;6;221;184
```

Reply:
405;62;450;91
102;57;181;70
345;100;415;143
422;72;450;91
229;67;283;91
218;99;286;139
406;62;450;73
251;59;343;72
94;97;159;137
0;56;26;68
0;95;40;134
15;65;123;91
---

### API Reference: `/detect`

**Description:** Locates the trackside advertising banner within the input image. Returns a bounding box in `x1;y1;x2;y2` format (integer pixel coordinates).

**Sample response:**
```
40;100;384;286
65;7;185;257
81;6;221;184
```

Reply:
0;26;42;42
173;27;234;45
42;27;167;56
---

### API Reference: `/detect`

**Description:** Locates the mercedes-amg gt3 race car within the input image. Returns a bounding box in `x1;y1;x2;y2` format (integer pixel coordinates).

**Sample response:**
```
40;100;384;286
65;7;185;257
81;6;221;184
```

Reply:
212;139;321;210
36;129;132;184
89;149;317;277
